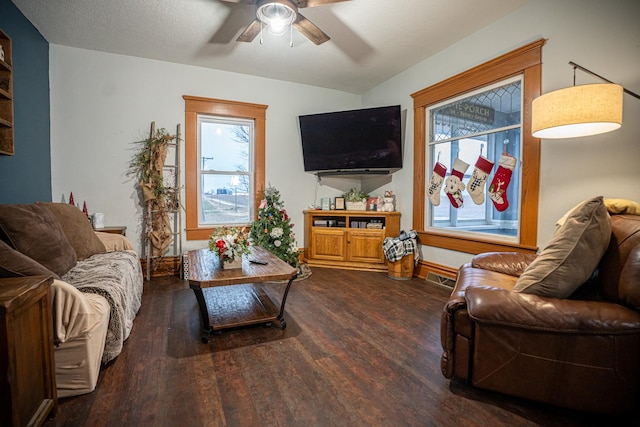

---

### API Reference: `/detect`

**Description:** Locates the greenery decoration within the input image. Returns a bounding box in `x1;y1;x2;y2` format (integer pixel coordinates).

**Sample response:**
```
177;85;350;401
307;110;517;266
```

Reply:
128;125;178;258
208;226;252;263
250;186;300;267
128;127;179;208
342;188;370;202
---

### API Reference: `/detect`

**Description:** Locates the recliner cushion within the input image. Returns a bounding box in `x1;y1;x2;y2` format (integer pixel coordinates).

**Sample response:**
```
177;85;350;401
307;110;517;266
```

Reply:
598;214;640;306
514;196;611;298
619;245;640;310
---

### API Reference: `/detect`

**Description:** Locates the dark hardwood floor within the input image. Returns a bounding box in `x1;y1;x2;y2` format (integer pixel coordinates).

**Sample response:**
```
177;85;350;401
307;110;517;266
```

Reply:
45;267;632;426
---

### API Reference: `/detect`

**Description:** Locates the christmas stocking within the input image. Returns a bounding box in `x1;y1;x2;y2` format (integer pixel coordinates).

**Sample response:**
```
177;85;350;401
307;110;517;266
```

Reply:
444;158;469;208
427;162;447;206
466;155;494;205
488;154;517;212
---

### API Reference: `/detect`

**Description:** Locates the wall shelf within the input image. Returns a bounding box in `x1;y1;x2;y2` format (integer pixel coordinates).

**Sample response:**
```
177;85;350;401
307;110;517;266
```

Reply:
0;29;14;156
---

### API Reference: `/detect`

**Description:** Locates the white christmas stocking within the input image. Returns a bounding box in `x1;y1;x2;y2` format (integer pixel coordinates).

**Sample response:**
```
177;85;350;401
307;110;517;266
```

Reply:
444;157;470;208
488;154;517;212
466;155;495;205
427;162;447;206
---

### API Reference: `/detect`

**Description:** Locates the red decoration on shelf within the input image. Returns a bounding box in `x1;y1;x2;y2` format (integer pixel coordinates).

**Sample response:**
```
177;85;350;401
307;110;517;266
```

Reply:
82;201;88;217
69;192;75;206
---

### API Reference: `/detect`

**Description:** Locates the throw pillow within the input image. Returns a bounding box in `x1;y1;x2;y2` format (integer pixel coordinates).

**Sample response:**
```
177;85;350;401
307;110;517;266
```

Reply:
95;232;134;252
514;196;611;298
0;239;59;279
38;202;106;260
604;198;640;215
0;204;77;277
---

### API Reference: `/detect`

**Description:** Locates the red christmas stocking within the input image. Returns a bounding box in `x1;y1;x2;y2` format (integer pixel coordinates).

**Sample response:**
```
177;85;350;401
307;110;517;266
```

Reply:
444;158;469;208
466;155;494;205
427;162;447;206
488;154;517;212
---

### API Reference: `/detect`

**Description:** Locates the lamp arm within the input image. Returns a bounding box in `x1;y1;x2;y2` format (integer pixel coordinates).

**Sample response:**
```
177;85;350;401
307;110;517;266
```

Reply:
569;61;640;100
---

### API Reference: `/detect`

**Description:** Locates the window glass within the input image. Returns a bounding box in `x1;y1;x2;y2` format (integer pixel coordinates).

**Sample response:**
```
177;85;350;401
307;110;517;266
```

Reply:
426;77;522;240
198;117;253;226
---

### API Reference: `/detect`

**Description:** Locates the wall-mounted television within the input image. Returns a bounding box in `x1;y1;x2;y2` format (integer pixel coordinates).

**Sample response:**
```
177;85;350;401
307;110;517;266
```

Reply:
298;105;403;176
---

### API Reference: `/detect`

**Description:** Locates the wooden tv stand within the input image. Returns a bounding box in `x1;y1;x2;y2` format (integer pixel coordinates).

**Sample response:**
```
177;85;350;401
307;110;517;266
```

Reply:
303;210;400;272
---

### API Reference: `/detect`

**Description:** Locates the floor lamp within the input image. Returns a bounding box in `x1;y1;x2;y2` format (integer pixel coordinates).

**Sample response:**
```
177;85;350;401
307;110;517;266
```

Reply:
532;61;640;139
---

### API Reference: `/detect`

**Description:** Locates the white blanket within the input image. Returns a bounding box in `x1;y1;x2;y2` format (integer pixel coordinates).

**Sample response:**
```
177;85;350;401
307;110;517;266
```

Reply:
62;250;143;363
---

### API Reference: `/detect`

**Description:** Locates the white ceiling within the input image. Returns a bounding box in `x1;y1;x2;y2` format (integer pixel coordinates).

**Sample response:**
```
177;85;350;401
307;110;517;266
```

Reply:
13;0;530;94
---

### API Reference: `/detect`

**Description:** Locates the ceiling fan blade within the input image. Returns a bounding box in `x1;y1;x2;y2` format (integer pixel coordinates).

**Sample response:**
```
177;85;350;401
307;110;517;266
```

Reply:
236;19;262;42
297;0;351;8
211;4;256;44
293;13;330;45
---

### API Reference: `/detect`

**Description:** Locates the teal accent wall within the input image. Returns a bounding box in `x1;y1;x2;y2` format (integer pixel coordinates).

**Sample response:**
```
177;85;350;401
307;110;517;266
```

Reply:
0;0;51;203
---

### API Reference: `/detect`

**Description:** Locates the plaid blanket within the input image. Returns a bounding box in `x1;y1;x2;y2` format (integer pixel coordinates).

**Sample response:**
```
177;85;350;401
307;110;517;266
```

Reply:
383;236;419;264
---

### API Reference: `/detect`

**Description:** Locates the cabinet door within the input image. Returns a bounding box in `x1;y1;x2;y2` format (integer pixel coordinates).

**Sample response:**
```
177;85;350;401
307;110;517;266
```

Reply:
311;228;346;261
347;230;385;264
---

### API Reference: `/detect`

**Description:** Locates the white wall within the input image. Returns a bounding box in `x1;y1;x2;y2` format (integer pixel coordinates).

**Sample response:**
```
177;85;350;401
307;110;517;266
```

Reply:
362;0;640;269
50;0;640;268
49;46;361;254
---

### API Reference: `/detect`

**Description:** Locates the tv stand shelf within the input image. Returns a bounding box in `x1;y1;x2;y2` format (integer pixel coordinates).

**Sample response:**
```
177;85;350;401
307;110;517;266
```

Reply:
303;210;400;272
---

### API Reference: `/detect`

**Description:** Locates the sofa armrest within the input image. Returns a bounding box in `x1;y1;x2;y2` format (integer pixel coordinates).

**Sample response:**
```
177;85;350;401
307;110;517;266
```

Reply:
441;265;519;378
471;252;537;277
95;231;134;252
465;286;640;333
51;279;109;344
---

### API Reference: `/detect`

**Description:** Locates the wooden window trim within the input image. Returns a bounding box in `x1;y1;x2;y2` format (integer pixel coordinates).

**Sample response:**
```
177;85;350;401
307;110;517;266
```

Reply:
411;39;545;255
184;95;267;241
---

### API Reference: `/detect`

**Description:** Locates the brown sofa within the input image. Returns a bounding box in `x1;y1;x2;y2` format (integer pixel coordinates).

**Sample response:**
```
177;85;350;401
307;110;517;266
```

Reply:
0;202;143;397
441;205;640;414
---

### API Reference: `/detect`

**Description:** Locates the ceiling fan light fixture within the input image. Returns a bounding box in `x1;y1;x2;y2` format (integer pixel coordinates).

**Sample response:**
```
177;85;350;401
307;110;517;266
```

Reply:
257;2;297;36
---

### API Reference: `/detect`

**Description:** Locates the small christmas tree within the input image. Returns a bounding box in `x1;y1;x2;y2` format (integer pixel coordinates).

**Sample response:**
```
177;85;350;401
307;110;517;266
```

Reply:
250;186;300;267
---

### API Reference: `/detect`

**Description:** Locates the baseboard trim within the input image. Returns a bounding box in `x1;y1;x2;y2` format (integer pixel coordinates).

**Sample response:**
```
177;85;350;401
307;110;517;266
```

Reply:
140;256;181;278
414;260;457;280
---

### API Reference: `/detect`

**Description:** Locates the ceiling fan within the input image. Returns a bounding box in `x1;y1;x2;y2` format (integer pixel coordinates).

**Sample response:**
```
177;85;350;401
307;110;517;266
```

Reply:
219;0;351;45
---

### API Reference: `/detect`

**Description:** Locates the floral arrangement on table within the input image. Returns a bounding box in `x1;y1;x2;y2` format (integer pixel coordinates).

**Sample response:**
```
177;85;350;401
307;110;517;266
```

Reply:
250;186;300;267
208;226;252;263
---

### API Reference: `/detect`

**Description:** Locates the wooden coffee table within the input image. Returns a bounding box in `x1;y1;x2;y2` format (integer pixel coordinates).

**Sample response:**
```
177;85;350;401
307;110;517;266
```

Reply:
188;246;298;343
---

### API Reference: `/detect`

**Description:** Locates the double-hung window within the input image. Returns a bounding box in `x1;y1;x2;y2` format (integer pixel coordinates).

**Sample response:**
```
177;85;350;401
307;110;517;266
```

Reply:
184;96;266;241
198;116;253;226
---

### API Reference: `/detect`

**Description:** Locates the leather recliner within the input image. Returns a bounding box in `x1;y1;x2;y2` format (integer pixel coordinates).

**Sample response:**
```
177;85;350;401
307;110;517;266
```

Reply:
440;214;640;414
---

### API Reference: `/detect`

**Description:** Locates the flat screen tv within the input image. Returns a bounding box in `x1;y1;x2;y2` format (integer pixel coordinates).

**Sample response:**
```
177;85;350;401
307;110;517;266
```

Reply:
298;105;402;176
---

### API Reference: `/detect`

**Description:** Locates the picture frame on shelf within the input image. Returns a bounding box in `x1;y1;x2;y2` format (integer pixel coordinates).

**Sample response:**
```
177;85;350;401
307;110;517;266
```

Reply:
334;197;345;210
321;197;331;210
367;197;378;211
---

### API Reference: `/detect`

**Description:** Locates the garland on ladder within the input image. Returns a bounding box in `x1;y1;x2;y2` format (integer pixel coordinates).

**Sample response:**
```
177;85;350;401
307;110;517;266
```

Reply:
128;122;177;259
